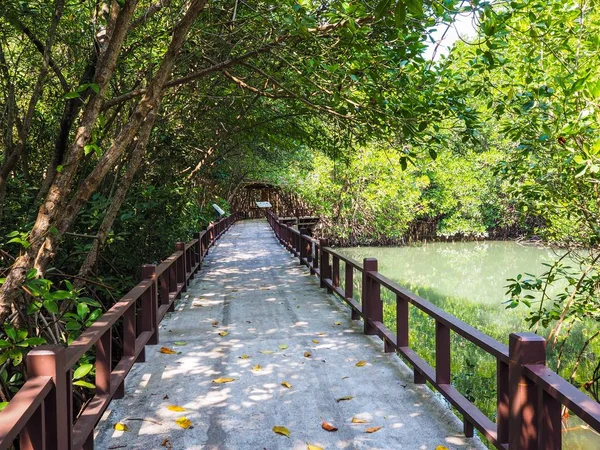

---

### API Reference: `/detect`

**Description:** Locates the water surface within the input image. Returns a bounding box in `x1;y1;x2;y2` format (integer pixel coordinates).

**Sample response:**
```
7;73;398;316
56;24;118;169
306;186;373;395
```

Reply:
340;241;600;449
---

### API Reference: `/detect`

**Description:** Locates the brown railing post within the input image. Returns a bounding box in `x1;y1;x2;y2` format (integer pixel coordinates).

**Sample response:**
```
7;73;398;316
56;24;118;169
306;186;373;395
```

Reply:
319;239;331;293
299;228;308;265
196;232;203;270
175;242;187;292
361;258;381;336
508;333;559;450
24;346;70;450
332;255;340;289
116;303;136;398
436;321;451;385
497;358;510;445
345;264;359;319
141;264;158;345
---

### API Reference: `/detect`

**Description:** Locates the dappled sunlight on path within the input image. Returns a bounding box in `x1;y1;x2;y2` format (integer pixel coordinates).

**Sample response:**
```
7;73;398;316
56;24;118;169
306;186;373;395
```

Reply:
94;220;485;450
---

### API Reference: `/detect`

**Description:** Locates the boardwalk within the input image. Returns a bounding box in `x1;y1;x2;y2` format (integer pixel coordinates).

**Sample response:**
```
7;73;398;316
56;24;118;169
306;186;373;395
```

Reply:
95;220;484;450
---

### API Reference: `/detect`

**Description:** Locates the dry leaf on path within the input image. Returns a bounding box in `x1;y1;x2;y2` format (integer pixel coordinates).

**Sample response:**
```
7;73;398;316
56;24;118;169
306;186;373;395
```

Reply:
435;447;449;450
312;339;319;344
336;396;353;402
322;421;338;432
167;405;185;412
212;321;219;327
307;444;324;450
365;426;382;433
173;341;187;346
334;321;342;326
212;377;236;383
161;437;172;448
253;364;262;371
356;360;367;367
317;332;326;336
278;344;288;350
351;417;368;423
281;381;292;389
239;354;250;359
113;423;129;431
304;351;311;357
218;331;229;337
160;347;176;354
273;425;290;437
175;417;192;429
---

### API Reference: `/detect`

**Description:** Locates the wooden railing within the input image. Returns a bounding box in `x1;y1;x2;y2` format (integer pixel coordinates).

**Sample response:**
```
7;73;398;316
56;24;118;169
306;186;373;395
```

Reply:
0;213;239;450
266;210;600;450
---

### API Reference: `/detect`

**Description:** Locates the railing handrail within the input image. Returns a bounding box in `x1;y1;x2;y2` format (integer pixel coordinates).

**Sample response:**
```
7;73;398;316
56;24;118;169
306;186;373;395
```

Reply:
0;212;240;450
265;208;600;450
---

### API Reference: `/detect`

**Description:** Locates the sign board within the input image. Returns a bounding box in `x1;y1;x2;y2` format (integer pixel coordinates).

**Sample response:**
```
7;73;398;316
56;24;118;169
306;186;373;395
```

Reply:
256;201;272;208
212;204;225;216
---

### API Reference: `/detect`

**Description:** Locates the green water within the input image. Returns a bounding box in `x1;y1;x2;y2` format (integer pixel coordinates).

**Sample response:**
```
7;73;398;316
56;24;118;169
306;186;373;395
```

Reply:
339;241;600;449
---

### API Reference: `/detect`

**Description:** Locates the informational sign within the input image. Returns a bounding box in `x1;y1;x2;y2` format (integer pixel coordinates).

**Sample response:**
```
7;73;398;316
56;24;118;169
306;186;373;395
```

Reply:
256;201;272;208
212;204;226;216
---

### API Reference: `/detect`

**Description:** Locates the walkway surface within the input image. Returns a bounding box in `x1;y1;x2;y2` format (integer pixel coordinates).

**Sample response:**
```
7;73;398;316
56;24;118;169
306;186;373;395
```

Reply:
95;220;485;450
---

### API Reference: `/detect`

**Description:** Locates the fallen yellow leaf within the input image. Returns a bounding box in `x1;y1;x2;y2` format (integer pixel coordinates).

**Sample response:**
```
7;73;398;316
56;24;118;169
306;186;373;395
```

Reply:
312;339;319;344
160;347;176;354
435;447;449;450
273;425;290;437
260;350;274;354
113;422;129;432
218;331;229;337
212;321;219;327
167;405;186;412
281;381;292;389
322;421;338;432
304;351;311;357
239;354;250;359
365;426;382;433
336;396;353;402
334;321;342;326
175;417;192;429
317;332;326;336
212;377;236;383
278;344;288;350
356;360;367;367
351;417;368;423
307;444;324;450
253;364;262;371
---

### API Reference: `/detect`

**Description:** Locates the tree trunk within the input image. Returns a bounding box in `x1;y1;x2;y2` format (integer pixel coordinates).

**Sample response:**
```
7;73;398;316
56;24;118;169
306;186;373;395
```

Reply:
75;111;156;286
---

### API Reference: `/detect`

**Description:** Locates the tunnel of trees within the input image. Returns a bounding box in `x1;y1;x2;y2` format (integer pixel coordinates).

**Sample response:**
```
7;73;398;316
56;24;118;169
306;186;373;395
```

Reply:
1;0;599;420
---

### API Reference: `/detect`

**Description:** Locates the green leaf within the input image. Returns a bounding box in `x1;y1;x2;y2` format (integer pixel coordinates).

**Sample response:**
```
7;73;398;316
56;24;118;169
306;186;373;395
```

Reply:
395;1;406;27
77;303;89;319
9;350;23;366
0;402;8;412
406;0;423;16
43;299;59;314
73;380;96;389
116;0;126;7
56;165;63;173
64;91;80;99
375;0;393;19
73;363;93;380
22;337;45;346
89;83;100;94
5;326;17;342
0;340;11;349
429;149;437;160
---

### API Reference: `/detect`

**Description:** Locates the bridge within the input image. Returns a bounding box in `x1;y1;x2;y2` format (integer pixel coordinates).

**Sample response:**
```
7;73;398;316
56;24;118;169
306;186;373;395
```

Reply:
1;214;599;449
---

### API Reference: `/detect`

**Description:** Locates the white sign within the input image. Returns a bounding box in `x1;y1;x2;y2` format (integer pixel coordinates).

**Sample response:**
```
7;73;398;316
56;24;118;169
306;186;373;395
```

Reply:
212;204;225;216
256;201;272;208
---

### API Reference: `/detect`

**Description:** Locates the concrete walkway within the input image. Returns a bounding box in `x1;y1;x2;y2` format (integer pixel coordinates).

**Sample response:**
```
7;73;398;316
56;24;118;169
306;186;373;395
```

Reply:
95;220;485;450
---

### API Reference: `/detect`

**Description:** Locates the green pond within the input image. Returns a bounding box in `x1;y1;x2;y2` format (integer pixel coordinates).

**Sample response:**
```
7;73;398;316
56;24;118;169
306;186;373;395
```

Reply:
339;241;600;449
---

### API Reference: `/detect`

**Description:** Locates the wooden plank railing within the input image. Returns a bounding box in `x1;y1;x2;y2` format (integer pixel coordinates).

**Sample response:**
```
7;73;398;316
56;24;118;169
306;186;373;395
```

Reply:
266;210;600;450
0;212;239;450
